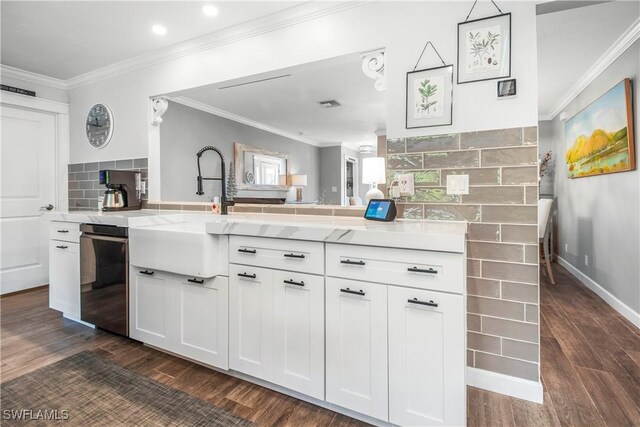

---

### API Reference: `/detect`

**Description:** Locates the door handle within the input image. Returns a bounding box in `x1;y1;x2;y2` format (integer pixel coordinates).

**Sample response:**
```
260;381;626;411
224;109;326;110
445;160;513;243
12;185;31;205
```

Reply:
237;272;257;279
340;259;366;266
284;279;305;287
407;298;438;307
140;270;154;275
57;230;69;233
238;248;257;254
187;278;204;284
407;266;438;274
40;204;54;211
284;253;305;259
55;245;68;249
340;287;365;296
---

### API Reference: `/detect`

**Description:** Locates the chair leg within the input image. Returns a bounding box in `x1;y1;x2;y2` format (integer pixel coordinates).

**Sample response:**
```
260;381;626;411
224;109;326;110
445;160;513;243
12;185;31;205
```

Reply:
543;235;556;284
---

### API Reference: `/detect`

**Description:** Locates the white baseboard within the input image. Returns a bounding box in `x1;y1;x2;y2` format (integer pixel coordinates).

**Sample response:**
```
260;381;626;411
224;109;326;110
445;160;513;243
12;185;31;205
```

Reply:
467;367;543;404
556;256;640;329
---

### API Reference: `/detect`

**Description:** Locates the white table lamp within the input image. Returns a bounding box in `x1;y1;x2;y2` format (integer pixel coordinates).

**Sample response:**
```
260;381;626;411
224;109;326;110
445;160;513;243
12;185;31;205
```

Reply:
289;174;307;202
362;157;385;202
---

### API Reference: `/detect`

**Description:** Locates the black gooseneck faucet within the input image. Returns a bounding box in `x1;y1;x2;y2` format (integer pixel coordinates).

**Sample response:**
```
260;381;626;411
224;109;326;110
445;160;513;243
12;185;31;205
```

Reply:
196;146;231;215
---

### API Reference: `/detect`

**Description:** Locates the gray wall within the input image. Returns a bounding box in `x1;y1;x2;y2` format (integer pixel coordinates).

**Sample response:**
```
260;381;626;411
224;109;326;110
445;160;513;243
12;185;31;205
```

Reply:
160;101;320;202
544;40;640;314
538;121;555;196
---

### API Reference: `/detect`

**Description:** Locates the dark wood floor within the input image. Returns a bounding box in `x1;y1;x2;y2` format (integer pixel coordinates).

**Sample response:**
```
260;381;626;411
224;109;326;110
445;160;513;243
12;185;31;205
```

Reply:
1;263;639;426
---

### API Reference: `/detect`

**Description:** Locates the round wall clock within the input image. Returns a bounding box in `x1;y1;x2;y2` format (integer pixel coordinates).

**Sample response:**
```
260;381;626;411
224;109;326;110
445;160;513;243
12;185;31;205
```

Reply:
85;104;114;149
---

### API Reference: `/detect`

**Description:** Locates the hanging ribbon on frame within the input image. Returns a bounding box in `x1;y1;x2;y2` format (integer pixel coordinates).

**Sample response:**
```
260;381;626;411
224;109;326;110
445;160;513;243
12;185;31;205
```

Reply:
412;41;449;72
464;0;504;22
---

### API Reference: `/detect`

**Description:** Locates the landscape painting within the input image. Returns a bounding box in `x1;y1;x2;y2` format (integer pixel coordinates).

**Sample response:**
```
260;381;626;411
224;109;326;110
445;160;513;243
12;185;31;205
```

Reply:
565;79;635;178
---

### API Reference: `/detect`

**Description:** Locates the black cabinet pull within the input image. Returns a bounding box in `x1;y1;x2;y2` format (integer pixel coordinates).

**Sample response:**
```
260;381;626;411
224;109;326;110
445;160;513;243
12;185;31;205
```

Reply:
407;298;438;307
238;272;257;279
340;287;365;296
284;253;305;259
284;279;305;287
187;278;204;284
140;270;154;275
340;259;366;266
55;245;68;249
57;230;69;233
407;266;438;274
238;248;257;254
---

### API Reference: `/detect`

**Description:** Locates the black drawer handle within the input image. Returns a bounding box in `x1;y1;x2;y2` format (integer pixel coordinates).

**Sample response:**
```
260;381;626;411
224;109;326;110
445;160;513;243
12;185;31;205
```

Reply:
284;253;305;259
140;270;154;275
55;245;68;249
187;278;204;284
407;266;438;274
238;272;257;279
340;287;365;296
57;230;69;233
341;259;366;266
238;248;257;254
284;279;305;287
408;298;438;307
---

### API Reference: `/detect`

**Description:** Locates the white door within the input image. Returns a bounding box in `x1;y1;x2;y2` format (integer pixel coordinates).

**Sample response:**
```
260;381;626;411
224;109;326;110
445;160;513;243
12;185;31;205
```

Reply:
326;277;388;421
272;270;324;399
129;267;172;349
229;264;273;381
388;286;465;427
174;276;229;369
0;106;56;294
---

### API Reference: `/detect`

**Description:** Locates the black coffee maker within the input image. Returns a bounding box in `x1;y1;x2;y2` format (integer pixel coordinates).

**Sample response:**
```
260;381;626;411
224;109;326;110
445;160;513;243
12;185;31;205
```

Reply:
99;170;142;211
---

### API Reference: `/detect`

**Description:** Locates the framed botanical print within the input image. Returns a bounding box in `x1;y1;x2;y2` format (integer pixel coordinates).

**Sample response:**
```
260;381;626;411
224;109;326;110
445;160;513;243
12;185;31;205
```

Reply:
406;64;454;129
457;13;511;84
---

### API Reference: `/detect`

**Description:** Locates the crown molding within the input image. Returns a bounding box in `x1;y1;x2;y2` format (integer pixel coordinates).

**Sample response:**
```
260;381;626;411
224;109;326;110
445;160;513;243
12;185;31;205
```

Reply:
0;64;68;90
66;1;368;90
540;17;640;121
169;96;324;147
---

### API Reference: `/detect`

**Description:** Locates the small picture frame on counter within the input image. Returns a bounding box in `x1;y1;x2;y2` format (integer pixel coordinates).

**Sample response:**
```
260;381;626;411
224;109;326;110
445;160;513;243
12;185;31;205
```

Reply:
497;79;516;98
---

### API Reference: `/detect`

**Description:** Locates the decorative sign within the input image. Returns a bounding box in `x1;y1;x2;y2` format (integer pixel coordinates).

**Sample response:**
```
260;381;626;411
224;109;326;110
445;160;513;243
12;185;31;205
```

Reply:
1;84;36;97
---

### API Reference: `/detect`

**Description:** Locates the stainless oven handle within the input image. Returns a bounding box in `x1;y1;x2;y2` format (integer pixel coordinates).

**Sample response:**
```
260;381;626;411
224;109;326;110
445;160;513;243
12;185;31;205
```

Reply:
81;234;128;243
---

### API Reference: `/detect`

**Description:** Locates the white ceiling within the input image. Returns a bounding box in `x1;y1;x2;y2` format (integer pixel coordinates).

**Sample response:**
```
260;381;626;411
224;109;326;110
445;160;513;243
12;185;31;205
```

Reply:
0;1;302;80
537;1;640;117
168;54;387;148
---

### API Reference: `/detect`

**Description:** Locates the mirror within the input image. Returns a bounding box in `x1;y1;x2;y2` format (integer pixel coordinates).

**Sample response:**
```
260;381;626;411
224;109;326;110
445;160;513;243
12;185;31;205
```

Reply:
158;50;387;206
236;143;288;190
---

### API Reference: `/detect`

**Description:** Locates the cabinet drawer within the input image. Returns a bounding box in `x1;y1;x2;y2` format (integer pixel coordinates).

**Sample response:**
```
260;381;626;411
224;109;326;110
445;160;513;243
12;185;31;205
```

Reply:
230;236;324;275
49;221;81;243
326;244;464;294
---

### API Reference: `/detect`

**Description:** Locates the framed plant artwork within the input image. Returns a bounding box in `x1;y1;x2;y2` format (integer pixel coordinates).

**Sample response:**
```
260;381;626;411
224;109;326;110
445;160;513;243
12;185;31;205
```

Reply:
457;13;511;84
565;79;635;178
406;64;454;129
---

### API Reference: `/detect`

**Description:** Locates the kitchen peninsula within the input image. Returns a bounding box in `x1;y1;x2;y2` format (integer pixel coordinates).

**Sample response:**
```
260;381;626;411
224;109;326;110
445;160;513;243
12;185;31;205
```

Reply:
46;210;467;426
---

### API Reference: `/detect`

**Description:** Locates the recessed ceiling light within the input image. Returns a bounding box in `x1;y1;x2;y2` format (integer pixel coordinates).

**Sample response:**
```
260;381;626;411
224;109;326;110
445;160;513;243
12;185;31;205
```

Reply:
151;24;167;36
202;4;219;17
319;100;341;108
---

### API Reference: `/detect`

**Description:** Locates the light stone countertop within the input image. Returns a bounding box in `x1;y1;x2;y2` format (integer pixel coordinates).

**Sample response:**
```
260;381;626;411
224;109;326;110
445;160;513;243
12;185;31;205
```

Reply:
47;210;467;253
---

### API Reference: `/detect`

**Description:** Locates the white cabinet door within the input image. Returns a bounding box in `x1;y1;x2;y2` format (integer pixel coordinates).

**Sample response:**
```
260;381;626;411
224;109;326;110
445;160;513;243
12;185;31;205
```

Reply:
173;276;228;369
325;277;388;421
272;270;324;400
388;286;465;427
229;264;273;381
130;267;172;349
49;241;80;318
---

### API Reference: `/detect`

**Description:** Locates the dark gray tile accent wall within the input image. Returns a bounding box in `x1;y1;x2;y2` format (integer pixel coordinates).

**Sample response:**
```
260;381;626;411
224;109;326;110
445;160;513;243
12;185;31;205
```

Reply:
67;158;148;211
386;126;540;382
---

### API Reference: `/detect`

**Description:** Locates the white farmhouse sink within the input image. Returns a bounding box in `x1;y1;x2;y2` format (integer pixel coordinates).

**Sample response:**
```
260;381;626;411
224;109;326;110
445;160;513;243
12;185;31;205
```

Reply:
129;222;228;278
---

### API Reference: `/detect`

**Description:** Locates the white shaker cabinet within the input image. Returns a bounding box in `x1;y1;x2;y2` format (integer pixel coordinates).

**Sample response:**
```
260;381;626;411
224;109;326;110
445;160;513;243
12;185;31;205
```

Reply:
173;275;229;370
130;267;172;349
49;240;80;318
130;266;229;369
228;264;273;382
272;269;324;400
325;277;389;422
388;286;465;427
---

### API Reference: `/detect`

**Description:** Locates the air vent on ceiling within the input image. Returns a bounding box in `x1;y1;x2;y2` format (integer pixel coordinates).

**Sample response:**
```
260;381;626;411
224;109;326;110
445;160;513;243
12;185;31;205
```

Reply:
319;100;341;108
